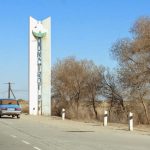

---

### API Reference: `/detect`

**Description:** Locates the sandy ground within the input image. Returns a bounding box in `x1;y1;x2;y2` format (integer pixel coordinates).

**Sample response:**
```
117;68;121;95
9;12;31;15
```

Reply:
22;113;150;136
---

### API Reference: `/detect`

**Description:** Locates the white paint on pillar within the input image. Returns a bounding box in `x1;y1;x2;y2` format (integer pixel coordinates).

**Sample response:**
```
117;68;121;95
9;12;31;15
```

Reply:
62;108;65;120
29;16;38;115
41;17;51;116
29;16;51;116
129;112;133;131
104;110;108;126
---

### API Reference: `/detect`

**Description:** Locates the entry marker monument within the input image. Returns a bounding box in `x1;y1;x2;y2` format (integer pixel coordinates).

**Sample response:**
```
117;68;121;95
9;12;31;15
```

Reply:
29;17;51;115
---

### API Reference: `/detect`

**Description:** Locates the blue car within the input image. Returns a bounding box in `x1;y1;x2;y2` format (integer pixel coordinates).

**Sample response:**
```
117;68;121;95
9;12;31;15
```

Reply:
0;99;21;118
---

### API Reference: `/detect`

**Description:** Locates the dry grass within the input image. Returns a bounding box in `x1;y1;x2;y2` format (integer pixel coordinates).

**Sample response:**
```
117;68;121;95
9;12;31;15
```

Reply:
18;100;29;114
52;100;150;125
19;99;150;125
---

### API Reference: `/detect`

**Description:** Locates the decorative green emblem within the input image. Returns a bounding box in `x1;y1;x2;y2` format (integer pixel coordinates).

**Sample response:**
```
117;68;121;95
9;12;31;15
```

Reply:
32;21;47;38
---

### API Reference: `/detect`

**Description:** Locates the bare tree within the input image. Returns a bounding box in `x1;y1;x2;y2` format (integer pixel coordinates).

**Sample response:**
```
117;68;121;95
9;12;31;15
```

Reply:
101;69;126;122
111;16;150;124
52;57;89;118
52;57;105;120
84;61;104;119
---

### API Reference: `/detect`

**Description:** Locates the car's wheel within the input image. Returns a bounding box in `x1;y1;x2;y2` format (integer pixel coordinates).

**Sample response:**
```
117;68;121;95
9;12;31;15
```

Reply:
0;115;1;118
17;115;20;119
12;115;15;118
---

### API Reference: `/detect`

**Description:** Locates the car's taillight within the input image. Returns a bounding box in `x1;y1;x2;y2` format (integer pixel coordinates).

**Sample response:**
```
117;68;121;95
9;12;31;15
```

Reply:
1;107;7;110
15;108;21;111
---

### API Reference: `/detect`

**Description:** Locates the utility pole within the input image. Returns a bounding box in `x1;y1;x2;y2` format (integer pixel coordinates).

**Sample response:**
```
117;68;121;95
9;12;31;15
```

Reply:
4;82;16;99
8;82;11;98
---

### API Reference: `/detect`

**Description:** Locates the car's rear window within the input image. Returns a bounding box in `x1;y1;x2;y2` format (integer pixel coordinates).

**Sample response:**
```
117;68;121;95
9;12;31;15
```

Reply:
1;100;18;105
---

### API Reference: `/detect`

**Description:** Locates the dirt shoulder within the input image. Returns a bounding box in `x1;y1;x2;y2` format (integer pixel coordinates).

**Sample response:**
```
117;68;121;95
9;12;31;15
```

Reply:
21;114;150;136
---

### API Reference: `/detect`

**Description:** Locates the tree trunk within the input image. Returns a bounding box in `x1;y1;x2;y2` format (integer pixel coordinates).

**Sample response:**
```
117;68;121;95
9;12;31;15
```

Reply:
92;97;98;120
75;91;80;119
108;100;113;122
76;100;79;119
141;99;150;124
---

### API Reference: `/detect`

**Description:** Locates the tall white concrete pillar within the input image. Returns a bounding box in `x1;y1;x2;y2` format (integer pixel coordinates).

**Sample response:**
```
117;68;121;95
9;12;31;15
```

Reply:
29;16;51;116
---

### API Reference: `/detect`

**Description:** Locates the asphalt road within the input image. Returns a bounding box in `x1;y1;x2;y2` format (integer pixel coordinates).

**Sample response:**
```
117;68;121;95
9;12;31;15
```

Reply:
0;114;150;150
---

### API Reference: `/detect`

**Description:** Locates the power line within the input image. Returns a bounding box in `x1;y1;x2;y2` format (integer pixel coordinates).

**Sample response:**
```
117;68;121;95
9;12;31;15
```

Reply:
13;90;28;92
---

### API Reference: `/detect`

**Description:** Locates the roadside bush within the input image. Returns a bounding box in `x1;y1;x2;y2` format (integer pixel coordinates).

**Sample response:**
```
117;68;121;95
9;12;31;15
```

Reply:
52;99;150;125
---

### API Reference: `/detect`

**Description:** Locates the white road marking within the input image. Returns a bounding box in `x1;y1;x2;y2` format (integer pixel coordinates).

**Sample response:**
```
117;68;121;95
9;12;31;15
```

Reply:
33;146;42;150
10;135;17;138
22;140;30;145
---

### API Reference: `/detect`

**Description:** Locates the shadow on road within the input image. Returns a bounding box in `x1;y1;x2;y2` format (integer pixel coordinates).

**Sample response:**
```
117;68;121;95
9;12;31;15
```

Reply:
0;116;16;119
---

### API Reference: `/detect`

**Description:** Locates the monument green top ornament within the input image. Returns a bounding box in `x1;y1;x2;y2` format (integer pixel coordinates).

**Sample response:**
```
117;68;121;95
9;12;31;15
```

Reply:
32;21;47;38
